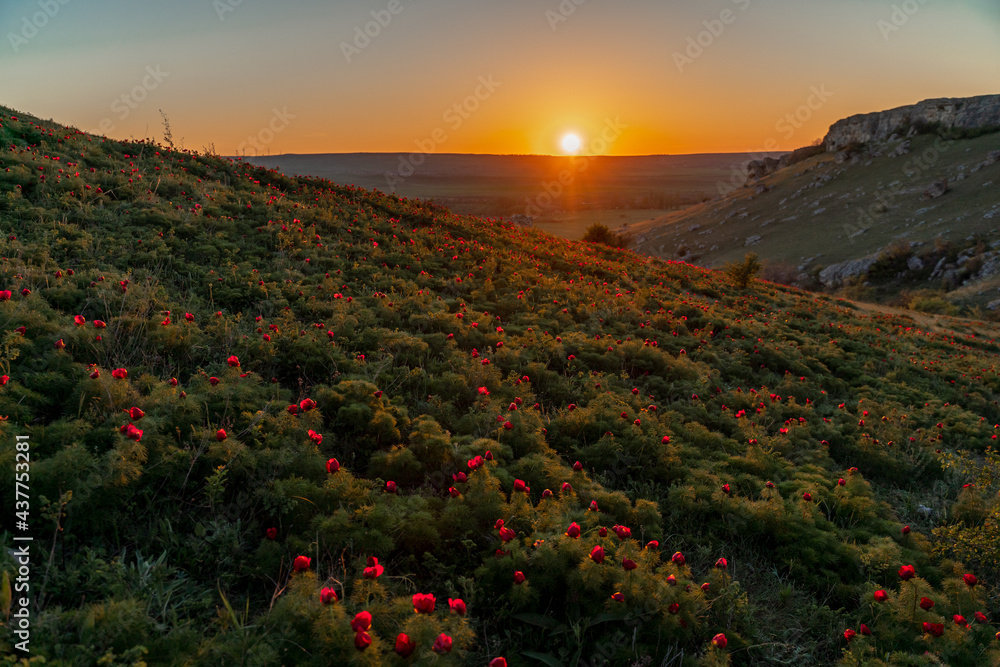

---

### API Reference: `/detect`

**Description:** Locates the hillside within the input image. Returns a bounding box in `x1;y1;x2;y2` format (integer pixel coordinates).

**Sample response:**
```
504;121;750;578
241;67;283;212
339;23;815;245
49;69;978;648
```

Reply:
623;97;1000;313
1;106;999;666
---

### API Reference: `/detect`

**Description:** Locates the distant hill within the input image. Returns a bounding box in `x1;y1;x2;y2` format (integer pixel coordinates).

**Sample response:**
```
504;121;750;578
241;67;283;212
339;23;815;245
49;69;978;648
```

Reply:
623;96;1000;314
241;152;783;221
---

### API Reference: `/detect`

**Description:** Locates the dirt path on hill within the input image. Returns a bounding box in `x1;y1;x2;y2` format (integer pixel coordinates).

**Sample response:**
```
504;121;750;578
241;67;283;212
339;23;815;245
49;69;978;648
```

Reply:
849;300;1000;338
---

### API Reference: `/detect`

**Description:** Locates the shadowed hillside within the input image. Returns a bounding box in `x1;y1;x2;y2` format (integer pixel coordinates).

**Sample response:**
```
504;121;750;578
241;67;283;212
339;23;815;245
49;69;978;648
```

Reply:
624;97;1000;315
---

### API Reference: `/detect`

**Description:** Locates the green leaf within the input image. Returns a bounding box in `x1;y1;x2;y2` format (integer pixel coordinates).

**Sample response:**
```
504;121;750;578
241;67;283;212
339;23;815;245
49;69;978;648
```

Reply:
513;612;561;630
522;651;565;667
587;611;627;627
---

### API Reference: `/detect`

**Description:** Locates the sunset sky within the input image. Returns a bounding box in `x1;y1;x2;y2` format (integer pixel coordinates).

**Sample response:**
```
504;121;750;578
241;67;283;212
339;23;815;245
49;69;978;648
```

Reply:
2;0;998;156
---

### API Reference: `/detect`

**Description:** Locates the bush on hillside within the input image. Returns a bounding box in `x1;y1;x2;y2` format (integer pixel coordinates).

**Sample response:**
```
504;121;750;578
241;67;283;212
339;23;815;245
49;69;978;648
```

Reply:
581;223;626;248
724;252;762;289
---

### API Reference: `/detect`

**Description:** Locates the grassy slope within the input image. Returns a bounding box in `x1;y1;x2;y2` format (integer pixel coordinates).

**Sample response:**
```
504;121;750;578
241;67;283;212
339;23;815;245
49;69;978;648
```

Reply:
0;107;999;666
626;133;1000;301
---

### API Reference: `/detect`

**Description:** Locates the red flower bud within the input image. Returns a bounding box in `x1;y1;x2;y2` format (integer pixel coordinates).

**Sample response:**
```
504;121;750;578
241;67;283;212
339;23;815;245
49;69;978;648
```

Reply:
395;633;416;657
432;633;453;654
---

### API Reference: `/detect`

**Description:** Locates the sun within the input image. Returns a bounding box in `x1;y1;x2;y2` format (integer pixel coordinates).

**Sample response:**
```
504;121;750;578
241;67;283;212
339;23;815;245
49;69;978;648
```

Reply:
561;133;582;154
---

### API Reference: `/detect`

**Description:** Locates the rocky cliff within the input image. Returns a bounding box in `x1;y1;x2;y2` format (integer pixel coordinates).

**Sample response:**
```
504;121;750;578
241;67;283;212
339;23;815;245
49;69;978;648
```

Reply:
823;95;1000;151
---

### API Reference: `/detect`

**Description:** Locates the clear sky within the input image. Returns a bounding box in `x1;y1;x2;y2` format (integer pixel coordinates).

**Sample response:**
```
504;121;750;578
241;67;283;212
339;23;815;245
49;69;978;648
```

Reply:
2;0;998;156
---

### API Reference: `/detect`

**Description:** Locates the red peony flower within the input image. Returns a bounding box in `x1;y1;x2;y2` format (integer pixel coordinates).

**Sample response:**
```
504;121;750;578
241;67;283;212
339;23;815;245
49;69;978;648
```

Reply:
127;407;144;420
326;458;340;473
902;525;910;535
668;603;680;614
216;429;227;441
590;545;605;564
448;598;466;615
561;482;573;493
489;659;507;667
354;631;371;650
185;313;194;322
599;526;608;537
513;479;526;493
974;611;988;623
93;320;106;328
395;633;416;657
513;571;526;584
170;377;178;386
292;555;311;572
227;355;240;367
611;592;625;602
351;611;372;632
802;492;812;502
74;315;86;326
613;525;631;541
859;623;871;636
363;556;383;578
209;377;220;386
320;587;337;604
922;622;944;637
899;564;916;580
838;478;846;486
432;633;453;654
920;597;934;610
711;633;727;649
622;558;638;571
0;374;8;384
573;460;583;471
286;404;298;416
873;590;888;602
385;480;397;493
266;527;277;540
701;582;710;592
299;398;316;411
963;573;977;587
308;430;323;445
565;522;581;538
843;628;856;642
715;557;727;569
412;593;436;614
953;614;968;627
672;552;686;566
54;339;66;349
